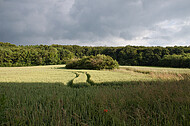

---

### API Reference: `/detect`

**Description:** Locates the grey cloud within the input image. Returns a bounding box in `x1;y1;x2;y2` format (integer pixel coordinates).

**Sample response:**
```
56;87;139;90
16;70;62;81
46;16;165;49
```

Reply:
142;37;151;40
0;0;190;46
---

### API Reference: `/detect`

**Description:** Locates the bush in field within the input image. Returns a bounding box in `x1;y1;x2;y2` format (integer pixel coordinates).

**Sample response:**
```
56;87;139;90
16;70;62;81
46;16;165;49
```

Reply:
66;54;119;70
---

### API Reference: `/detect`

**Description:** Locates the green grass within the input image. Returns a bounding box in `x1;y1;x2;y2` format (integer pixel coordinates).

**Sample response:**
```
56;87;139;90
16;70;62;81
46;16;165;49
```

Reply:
0;65;190;125
0;79;190;125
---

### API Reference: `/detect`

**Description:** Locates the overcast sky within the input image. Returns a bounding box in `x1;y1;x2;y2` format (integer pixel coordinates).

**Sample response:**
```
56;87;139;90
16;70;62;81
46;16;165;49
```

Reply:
0;0;190;46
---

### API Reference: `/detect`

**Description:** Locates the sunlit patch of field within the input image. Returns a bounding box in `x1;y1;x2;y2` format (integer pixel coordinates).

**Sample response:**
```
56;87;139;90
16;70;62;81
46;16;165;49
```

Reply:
72;72;88;84
1;65;189;86
120;66;190;81
120;66;190;74
0;65;75;85
87;70;153;84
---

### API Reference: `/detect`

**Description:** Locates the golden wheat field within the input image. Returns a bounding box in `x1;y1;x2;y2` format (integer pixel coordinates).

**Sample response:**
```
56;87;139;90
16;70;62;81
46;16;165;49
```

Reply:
0;65;189;85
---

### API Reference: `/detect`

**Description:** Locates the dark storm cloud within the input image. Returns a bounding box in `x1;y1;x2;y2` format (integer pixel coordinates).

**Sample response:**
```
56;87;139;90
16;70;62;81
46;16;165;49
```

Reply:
0;0;190;46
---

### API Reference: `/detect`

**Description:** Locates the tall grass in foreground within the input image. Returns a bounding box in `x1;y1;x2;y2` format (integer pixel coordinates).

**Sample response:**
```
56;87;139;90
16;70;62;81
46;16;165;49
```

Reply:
0;79;190;125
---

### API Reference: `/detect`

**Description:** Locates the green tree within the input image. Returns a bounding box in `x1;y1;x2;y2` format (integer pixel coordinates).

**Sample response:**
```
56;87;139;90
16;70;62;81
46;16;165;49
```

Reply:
66;54;119;70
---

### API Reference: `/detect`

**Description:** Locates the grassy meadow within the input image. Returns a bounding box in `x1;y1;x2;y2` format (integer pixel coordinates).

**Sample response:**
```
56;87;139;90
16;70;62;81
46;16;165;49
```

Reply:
0;65;190;125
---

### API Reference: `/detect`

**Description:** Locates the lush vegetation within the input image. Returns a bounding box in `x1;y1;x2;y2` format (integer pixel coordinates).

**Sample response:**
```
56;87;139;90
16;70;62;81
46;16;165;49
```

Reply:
1;42;190;125
66;54;119;70
159;53;190;68
1;78;190;125
1;64;190;125
1;42;190;68
0;94;6;124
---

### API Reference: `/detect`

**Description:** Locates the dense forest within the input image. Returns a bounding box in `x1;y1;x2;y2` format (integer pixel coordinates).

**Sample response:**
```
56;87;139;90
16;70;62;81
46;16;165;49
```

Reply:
0;42;190;68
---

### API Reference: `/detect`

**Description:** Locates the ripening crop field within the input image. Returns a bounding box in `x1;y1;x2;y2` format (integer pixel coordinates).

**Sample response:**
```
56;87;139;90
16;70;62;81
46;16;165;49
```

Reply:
0;65;190;125
0;65;154;86
0;65;75;84
1;64;189;86
87;70;152;83
121;65;190;74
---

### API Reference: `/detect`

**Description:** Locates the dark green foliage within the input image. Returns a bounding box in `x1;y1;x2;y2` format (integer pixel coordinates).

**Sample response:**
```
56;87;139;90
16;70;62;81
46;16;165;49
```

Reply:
0;43;75;66
159;53;190;68
0;42;16;47
66;54;119;70
0;42;190;68
0;79;190;125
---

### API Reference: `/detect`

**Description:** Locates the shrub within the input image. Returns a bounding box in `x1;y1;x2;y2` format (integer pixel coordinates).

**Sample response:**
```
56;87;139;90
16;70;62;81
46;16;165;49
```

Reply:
66;54;119;70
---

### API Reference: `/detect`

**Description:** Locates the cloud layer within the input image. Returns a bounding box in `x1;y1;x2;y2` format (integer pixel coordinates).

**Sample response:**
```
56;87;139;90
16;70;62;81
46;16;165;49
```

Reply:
0;0;190;46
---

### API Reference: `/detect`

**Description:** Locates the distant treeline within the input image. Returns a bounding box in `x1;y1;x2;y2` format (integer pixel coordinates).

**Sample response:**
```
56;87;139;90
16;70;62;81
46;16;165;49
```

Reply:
0;42;190;68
